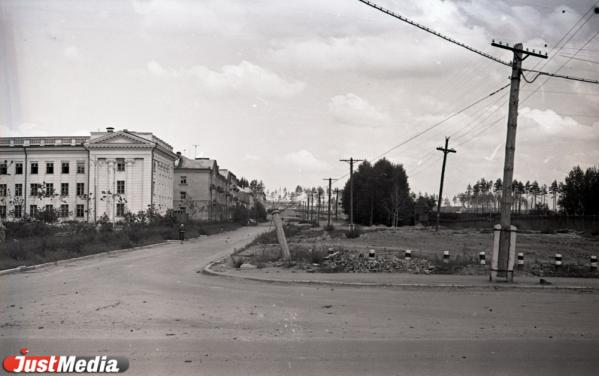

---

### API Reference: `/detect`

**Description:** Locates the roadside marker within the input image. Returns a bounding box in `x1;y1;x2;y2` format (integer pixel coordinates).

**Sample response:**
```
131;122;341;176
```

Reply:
554;253;562;269
591;255;597;272
479;252;486;265
517;252;524;268
443;250;450;264
368;249;376;258
405;249;412;260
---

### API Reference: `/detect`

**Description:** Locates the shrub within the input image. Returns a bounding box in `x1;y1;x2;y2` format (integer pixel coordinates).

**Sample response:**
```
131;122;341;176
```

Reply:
345;226;362;239
324;224;335;232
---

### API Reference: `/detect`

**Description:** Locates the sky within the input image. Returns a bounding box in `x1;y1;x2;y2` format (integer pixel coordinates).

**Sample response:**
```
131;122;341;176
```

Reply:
1;0;598;200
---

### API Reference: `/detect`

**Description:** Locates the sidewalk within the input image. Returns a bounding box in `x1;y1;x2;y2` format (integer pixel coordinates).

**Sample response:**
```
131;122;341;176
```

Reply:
204;264;599;291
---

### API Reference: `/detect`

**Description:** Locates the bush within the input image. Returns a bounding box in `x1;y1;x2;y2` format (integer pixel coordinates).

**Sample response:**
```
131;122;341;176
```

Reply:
345;226;362;239
324;224;335;232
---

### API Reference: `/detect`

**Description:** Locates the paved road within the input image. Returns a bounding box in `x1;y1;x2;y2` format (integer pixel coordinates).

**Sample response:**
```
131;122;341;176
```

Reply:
1;225;599;375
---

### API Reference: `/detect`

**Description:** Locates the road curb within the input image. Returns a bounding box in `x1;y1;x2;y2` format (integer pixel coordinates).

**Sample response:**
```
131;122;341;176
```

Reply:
202;260;599;292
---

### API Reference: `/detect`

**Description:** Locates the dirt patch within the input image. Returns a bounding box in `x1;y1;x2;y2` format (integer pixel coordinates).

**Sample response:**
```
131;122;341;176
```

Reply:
222;224;599;277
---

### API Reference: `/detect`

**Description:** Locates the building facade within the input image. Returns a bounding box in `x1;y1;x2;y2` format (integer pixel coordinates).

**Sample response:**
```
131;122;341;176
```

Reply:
0;128;177;222
173;155;242;222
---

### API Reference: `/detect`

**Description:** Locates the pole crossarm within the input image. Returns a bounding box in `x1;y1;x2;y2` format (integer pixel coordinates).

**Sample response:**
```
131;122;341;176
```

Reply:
521;68;599;85
491;41;548;59
357;0;511;67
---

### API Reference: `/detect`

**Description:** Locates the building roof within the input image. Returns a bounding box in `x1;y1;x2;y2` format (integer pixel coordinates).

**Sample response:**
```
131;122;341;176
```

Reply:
176;155;217;170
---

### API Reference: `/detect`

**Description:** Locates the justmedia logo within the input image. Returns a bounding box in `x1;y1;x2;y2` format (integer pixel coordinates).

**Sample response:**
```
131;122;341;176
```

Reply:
3;348;129;373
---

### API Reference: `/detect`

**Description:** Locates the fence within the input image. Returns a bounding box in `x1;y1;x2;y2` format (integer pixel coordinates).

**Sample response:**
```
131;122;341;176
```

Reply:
438;213;599;232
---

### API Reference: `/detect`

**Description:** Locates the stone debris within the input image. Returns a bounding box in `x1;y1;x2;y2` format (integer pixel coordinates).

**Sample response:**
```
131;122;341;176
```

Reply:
318;251;436;273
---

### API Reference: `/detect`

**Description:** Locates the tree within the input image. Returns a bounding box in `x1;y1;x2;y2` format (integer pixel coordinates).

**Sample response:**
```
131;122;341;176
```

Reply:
341;159;413;226
559;166;585;215
549;180;559;211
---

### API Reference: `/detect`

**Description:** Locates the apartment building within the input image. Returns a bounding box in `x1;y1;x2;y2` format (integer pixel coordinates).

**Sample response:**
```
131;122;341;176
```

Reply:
0;128;177;222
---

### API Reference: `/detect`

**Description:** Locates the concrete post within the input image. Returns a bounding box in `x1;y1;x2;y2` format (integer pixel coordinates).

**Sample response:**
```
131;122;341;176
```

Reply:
272;209;290;261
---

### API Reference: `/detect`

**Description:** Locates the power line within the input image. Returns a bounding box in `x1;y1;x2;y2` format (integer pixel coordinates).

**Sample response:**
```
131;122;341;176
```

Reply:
356;0;511;66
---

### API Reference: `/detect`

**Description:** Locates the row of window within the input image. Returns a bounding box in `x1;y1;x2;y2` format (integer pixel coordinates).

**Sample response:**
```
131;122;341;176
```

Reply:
0;181;126;197
0;183;86;197
0;204;86;218
0;161;86;175
0;159;129;176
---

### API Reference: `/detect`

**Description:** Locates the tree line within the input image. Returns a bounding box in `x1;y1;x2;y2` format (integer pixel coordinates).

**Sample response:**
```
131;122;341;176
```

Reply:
454;165;599;215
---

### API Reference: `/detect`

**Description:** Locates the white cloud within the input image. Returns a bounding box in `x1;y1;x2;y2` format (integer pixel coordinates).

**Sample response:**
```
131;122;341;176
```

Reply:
520;107;598;139
329;93;390;126
146;60;305;98
284;150;330;172
189;61;305;98
64;45;83;61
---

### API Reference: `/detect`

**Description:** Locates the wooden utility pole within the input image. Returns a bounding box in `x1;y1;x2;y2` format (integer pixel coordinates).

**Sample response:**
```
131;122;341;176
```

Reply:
435;137;456;232
334;188;339;220
340;158;364;230
491;41;546;281
324;178;335;227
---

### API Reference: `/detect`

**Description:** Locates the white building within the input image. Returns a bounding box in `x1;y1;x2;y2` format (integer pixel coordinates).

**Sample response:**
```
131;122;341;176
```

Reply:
0;128;177;222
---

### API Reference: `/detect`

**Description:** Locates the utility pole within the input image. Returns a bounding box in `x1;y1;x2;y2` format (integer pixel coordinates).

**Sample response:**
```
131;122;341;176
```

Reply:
193;144;200;159
491;41;546;281
435;137;456;232
334;188;339;220
340;158;364;230
323;178;335;227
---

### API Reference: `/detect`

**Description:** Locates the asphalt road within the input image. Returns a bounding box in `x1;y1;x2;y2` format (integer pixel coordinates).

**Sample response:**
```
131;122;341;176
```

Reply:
1;224;599;375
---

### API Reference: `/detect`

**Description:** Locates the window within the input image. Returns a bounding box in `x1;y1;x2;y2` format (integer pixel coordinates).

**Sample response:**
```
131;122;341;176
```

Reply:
77;161;85;174
76;183;85;196
45;183;54;196
116;180;125;194
180;191;187;200
15;162;23;175
14;205;22;218
30;205;38;217
0;184;6;197
60;204;69;218
117;158;125;172
76;204;85;218
116;203;125;217
180;176;187;185
45;204;53;213
15;184;22;197
0;162;6;175
46;162;54;174
31;162;38;174
30;183;40;196
0;206;5;218
61;183;69;196
61;162;70;174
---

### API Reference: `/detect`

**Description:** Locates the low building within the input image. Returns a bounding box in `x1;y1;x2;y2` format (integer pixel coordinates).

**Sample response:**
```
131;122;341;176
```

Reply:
0;128;177;222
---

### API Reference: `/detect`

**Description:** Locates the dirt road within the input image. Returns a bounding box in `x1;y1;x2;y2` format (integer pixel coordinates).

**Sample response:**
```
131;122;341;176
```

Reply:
1;225;598;375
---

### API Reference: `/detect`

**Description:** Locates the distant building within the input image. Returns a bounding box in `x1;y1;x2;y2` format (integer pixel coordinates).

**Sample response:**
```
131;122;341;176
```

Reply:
174;155;239;222
0;128;177;222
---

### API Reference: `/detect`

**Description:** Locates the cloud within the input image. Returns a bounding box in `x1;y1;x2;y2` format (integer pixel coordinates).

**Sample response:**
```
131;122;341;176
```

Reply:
146;60;305;98
520;107;598;139
189;61;305;98
284;150;330;172
64;46;83;61
243;153;262;161
329;93;390;126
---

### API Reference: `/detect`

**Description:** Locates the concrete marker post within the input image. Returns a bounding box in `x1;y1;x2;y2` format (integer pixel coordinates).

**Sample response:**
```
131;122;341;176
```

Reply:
405;249;412;260
368;249;376;259
443;250;450;264
591;255;597;272
555;253;562;270
479;251;486;265
517;252;524;269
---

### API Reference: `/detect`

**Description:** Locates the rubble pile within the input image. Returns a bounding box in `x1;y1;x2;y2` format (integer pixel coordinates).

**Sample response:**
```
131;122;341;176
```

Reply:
316;251;436;274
